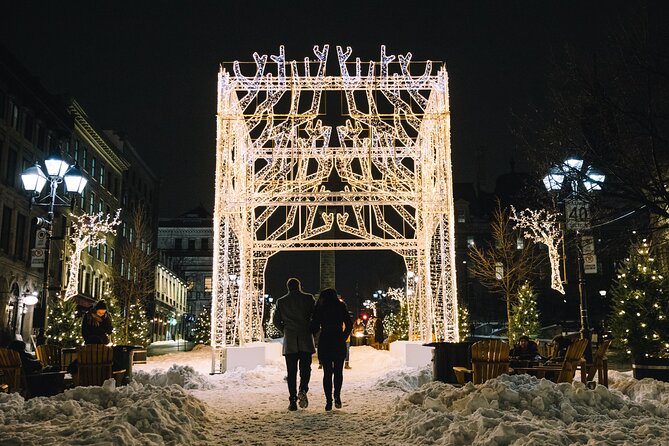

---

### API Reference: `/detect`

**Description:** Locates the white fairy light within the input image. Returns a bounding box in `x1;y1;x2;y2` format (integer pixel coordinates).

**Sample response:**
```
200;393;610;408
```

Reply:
64;209;122;301
510;206;564;294
212;45;458;369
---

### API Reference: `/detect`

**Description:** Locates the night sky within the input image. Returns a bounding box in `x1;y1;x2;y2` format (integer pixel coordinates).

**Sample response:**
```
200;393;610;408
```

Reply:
2;1;663;304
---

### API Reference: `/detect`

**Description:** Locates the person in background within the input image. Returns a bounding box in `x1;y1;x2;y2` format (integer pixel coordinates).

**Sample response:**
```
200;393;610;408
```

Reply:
311;288;353;411
273;278;316;411
82;300;113;345
547;335;572;363
7;339;43;374
510;335;541;360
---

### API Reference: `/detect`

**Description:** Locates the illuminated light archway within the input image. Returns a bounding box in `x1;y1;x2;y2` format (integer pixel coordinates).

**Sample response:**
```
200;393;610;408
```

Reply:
212;45;457;372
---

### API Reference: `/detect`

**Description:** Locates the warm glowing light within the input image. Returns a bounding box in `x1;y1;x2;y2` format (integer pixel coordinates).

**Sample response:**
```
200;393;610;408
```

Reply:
510;206;564;294
211;45;458;367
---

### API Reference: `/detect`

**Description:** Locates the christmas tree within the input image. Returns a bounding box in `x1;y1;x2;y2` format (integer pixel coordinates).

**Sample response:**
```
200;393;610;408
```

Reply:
383;303;409;341
610;240;669;360
46;296;83;347
193;307;211;344
112;298;150;346
458;305;471;340
508;282;540;344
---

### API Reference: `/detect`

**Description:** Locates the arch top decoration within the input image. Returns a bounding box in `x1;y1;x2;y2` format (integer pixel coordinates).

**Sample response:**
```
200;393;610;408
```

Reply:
212;45;458;372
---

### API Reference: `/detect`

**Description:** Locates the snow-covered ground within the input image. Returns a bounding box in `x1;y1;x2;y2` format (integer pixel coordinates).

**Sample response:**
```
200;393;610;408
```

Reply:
2;344;669;445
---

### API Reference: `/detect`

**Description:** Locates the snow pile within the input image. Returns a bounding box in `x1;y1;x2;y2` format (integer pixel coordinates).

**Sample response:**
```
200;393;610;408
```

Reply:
608;370;669;407
384;373;669;445
375;365;433;392
133;364;214;390
0;379;212;445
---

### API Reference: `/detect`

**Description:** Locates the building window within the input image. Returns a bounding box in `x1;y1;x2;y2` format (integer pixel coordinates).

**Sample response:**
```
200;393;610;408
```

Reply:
188;239;195;250
5;147;17;187
9;100;19;131
89;192;95;214
23;113;34;141
103;244;108;263
99;164;105;188
82;147;88;171
15;213;26;260
74;140;79;163
201;238;209;250
174;238;182;250
466;236;475;248
0;206;13;252
516;237;525;250
204;276;212;293
90;157;96;179
456;210;466;223
110;248;115;266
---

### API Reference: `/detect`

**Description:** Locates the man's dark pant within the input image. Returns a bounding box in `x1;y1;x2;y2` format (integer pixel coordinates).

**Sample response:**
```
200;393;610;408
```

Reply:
285;351;312;398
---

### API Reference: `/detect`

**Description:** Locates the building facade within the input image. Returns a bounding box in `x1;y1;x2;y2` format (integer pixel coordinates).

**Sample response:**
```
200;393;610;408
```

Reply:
157;205;213;339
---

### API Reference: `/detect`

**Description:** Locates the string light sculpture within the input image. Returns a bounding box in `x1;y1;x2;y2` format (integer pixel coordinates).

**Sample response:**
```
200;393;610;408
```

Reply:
510;206;564;294
64;210;122;301
213;45;458;370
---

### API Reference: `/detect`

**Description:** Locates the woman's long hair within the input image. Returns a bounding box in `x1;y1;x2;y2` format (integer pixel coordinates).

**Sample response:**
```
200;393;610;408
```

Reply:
317;288;341;309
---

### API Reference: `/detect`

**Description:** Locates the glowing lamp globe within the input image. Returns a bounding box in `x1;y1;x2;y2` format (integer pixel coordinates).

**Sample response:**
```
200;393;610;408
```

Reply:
63;164;88;193
21;164;48;194
44;155;70;178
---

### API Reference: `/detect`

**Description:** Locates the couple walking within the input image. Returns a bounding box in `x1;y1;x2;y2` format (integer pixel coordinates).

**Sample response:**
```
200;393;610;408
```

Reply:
272;278;353;411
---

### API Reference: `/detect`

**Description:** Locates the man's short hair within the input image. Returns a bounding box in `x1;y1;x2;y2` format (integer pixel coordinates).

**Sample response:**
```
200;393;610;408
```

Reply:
286;278;300;291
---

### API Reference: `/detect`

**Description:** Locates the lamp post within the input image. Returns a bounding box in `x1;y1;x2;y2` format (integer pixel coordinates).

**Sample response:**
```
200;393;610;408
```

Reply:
21;150;88;342
543;156;605;362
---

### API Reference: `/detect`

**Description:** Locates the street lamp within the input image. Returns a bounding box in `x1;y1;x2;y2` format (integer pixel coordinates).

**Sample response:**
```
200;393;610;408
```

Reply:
21;150;88;341
543;156;605;362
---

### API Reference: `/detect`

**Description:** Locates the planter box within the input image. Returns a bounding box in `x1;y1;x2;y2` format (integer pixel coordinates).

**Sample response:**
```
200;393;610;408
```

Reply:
632;357;669;382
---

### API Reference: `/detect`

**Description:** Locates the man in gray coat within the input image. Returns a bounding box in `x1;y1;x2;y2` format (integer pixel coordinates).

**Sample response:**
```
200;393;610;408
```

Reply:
273;277;316;411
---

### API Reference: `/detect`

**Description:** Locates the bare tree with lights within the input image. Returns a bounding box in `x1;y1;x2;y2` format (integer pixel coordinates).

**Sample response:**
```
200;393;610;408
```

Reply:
111;206;155;346
510;206;564;295
468;202;543;333
64;210;122;301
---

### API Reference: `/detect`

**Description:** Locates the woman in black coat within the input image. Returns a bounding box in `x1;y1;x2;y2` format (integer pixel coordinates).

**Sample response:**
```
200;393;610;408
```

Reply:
82;300;113;345
311;288;353;411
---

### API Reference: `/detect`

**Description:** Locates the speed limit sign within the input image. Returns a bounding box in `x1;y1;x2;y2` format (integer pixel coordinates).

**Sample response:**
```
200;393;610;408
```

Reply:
565;199;590;230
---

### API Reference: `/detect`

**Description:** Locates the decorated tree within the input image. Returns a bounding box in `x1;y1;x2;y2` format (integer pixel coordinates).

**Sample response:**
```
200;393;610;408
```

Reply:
46;296;83;347
193;308;211;344
264;305;282;339
469;202;544;331
610;240;669;360
64;210;122;301
383;288;409;341
458;305;471;341
112;299;150;346
509;282;541;343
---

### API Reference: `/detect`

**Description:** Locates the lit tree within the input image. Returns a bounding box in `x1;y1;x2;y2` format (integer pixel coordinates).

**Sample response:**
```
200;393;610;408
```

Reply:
610;240;669;360
112;206;155;347
469;201;543;330
45;295;83;347
193;307;211;345
510;206;563;294
264;305;282;339
509;282;541;343
383;287;409;341
64;210;122;301
458;305;471;340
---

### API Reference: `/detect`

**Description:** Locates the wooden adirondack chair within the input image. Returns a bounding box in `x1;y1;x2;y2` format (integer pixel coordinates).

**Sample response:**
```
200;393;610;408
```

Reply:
75;345;125;387
579;339;611;387
35;345;63;370
0;347;24;394
453;340;510;384
553;338;588;383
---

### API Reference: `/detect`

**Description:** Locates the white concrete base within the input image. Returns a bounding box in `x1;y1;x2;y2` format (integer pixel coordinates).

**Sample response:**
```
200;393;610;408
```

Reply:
217;342;285;372
390;340;434;368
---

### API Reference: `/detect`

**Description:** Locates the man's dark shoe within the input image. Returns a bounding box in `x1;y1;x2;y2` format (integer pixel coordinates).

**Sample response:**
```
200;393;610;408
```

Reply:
288;397;298;411
297;390;309;408
334;396;342;409
325;401;332;411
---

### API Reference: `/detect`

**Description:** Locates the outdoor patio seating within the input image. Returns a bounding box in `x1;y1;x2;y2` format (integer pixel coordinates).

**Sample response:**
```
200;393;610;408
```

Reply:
453;339;510;384
75;344;126;387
